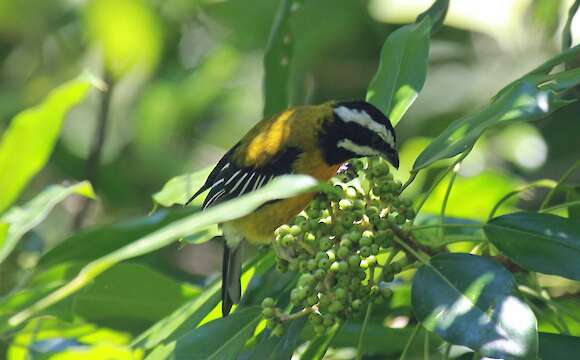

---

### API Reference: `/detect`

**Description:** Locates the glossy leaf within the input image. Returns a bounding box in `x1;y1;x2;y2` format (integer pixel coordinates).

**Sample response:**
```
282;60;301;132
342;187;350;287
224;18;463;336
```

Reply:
152;166;212;207
413;215;484;247
0;78;91;214
0;181;95;264
249;318;307;360
412;253;537;359
485;212;580;280
73;263;200;332
366;16;431;126
9;175;319;327
263;0;295;117
165;307;261;360
413;80;568;171
417;0;449;33
539;332;580;360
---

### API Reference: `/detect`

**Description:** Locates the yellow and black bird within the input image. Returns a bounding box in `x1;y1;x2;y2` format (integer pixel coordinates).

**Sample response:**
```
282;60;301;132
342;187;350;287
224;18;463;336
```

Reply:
188;100;399;316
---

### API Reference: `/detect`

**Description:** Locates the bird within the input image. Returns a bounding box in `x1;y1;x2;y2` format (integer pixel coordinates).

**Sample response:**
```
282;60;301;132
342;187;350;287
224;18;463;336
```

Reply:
187;100;399;316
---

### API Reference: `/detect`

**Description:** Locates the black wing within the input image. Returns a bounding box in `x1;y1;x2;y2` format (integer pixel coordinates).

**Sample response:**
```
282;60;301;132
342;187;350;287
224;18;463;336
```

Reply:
187;145;301;209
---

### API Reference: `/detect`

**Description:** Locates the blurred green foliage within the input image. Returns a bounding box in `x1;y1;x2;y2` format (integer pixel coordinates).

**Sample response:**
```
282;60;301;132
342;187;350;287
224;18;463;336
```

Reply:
2;0;580;359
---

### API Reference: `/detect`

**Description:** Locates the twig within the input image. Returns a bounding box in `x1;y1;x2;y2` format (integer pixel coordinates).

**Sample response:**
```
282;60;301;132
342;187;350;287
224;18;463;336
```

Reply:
73;74;114;229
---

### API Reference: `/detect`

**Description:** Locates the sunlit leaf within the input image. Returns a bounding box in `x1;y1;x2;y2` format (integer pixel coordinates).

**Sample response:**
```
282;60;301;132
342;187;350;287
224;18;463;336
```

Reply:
0;181;95;265
412;253;537;359
366;16;431;126
413;76;577;171
85;0;162;78
0;78;91;214
9;175;319;328
134;254;271;351
7;316;138;360
263;0;296;117
153;167;212;207
485;212;580;280
73;263;200;332
420;171;520;221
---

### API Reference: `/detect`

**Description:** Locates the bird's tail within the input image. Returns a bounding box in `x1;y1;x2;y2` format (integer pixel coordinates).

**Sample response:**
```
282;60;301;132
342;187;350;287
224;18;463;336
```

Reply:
221;242;242;317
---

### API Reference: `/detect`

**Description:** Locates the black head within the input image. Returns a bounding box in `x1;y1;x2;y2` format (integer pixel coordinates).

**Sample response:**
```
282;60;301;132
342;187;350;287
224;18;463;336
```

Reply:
319;100;399;168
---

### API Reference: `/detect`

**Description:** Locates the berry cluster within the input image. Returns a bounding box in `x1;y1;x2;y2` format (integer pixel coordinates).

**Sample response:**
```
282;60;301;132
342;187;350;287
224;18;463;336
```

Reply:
261;158;416;336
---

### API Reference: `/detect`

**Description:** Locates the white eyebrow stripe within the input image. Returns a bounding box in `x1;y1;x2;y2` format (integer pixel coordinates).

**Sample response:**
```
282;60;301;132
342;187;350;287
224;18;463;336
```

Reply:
239;172;255;195
337;139;381;157
204;189;224;209
334;106;395;148
225;170;241;185
229;172;248;194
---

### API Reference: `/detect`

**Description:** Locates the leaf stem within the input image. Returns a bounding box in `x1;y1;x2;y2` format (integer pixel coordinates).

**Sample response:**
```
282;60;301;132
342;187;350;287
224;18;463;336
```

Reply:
73;74;114;229
400;172;418;194
356;301;373;360
488;180;557;220
439;165;458;241
423;330;430;360
540;158;580;210
540;199;580;214
399;323;421;360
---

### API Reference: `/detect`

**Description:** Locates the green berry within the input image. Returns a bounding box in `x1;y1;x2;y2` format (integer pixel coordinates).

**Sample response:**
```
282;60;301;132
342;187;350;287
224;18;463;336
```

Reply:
262;307;275;318
276;224;291;236
337;246;350;259
335;288;347;300
360;246;371;258
309;313;322;325
323;316;336;327
314;269;326;280
289;225;302;235
281;234;295;246
319;238;333;251
305;295;319;307
352;299;362;310
318;258;330;270
307;259;318;271
353;199;366;209
338;261;349;273
339;199;353;210
366;255;377;266
299;274;315;287
262;297;275;308
370;244;380;255
330;261;340;272
304;232;316;242
326;250;336;262
359;236;372;247
381;287;393;299
395;214;406;225
359;259;368;269
273;324;285;337
345;187;358;199
348;255;360;268
382;270;395;282
339;238;352;248
349;231;361;243
391;261;403;274
329;301;344;313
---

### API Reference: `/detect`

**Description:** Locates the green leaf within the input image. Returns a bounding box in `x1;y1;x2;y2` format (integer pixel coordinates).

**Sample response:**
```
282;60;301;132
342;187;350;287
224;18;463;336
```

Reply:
250;318;307;360
417;0;449;33
366;16;431;126
485;212;580;280
134;254;271;352
153;166;212;207
413;215;484;247
300;323;340;360
40;209;196;267
412;253;537;359
539;332;580;360
73;263;200;332
263;0;295;118
562;1;580;51
0;78;92;214
566;186;580;219
0;182;95;265
413;80;566;172
9;175;319;328
147;307;261;360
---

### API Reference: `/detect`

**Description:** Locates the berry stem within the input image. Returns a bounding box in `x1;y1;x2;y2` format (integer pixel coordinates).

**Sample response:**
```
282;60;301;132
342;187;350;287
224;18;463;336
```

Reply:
355;301;373;360
280;306;315;322
297;240;316;255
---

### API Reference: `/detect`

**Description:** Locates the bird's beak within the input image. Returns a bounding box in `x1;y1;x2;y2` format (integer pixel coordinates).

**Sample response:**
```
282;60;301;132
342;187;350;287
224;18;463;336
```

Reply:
382;151;399;169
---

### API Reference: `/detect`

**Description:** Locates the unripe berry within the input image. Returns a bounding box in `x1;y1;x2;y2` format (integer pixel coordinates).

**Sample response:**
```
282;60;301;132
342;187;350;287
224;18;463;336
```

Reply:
299;274;315;287
318;258;330;270
262;307;275;318
352;299;362;310
382;270;395;282
273;324;285;337
345;187;358;199
314;325;326;334
335;288;347;300
366;255;377;266
262;297;275;308
339;239;352;248
307;259;318;271
304;232;316;242
337;246;350;259
359;237;372;247
360;246;371;258
309;313;323;325
395;214;406;225
275;225;291;237
329;301;344;313
339;199;353;210
381;287;393;299
305;295;319;307
326;250;336;262
370;244;380;255
338;261;349;273
348;255;360;268
319;238;333;251
314;269;326;280
391;261;403;274
281;234;295;246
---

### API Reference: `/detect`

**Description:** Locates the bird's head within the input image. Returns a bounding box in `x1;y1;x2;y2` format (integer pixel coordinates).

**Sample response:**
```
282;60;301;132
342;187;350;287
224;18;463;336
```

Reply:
319;100;399;169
